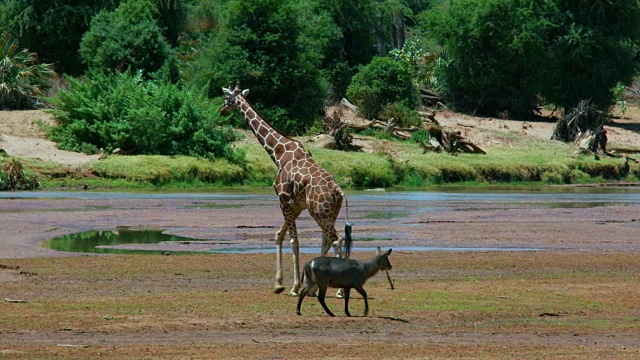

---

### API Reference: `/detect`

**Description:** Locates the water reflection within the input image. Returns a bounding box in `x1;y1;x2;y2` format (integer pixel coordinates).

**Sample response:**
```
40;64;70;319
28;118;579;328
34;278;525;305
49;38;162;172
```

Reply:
43;229;199;255
43;230;544;255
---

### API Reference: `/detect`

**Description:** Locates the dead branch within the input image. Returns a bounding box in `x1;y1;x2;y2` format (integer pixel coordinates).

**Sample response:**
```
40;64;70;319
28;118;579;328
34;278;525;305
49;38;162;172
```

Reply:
4;298;28;303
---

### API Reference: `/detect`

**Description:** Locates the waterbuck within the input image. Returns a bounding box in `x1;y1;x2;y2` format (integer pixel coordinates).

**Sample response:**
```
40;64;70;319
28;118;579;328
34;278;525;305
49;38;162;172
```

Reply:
296;248;392;317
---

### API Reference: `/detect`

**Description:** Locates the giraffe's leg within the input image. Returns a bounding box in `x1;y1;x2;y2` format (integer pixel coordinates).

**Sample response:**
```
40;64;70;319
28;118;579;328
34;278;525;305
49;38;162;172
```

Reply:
287;219;302;296
273;222;287;294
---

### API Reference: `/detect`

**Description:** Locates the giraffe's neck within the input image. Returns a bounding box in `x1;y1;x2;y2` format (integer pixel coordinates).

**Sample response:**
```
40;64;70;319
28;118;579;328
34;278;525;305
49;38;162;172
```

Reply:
236;96;303;167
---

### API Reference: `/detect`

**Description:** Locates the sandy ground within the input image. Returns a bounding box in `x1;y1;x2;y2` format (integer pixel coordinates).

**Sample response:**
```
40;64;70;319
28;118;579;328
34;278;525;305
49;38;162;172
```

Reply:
0;110;100;165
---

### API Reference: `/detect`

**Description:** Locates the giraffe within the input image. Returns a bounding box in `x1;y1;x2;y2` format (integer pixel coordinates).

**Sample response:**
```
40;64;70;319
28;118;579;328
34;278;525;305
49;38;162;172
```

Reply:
220;83;352;296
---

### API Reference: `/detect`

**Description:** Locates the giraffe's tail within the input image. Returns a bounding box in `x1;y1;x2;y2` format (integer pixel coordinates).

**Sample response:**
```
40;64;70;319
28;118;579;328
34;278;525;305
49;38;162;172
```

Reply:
343;196;352;259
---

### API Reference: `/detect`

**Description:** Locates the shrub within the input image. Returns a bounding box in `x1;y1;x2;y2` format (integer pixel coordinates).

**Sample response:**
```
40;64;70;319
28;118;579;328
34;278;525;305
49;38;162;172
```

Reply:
48;70;241;162
79;0;175;76
0;32;54;109
0;158;39;190
379;102;422;128
346;57;418;120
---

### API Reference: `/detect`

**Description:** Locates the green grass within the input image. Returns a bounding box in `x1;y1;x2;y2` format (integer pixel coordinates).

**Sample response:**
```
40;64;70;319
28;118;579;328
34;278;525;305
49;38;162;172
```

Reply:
2;133;639;190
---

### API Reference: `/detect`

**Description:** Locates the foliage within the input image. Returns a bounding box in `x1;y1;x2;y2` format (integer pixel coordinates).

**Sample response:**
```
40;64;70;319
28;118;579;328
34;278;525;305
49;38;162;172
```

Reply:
79;0;175;76
0;1;189;76
541;0;640;110
47;69;241;162
423;0;553;118
422;0;640;116
613;82;627;116
346;57;418;119
0;32;54;109
184;0;336;135
390;38;448;93
0;158;39;190
0;0;120;76
317;0;378;99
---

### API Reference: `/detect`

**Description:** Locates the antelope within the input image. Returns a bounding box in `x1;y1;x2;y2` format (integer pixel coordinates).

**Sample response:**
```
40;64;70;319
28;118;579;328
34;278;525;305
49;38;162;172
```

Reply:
296;248;392;317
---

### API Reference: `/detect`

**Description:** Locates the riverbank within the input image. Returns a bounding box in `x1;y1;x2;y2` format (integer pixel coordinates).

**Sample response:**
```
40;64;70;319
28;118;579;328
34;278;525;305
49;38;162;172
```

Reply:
1;108;639;190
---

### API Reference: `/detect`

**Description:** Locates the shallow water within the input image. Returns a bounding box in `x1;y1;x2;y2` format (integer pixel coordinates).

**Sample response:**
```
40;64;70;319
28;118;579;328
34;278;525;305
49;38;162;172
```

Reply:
3;186;640;204
30;187;640;255
43;229;544;255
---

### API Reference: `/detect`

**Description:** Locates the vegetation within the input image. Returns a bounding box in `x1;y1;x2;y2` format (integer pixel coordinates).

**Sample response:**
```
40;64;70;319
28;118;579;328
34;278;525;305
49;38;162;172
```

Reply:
0;32;54;109
0;157;39;190
47;70;241;161
183;0;335;134
423;0;640;117
347;57;418;120
79;0;176;77
1;0;640;188
3;131;637;190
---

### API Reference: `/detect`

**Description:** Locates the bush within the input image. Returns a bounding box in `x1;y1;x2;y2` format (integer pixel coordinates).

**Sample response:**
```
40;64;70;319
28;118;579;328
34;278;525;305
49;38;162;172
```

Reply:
346;57;418;120
48;70;242;162
0;32;54;109
79;0;175;76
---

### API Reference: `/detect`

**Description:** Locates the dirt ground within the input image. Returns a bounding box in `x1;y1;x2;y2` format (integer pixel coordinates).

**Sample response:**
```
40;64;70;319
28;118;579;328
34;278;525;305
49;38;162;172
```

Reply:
0;191;639;359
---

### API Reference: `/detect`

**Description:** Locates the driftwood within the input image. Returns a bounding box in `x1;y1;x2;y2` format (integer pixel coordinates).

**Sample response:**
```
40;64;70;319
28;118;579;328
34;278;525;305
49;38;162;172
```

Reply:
336;99;484;154
552;100;607;154
421;125;486;154
324;108;362;151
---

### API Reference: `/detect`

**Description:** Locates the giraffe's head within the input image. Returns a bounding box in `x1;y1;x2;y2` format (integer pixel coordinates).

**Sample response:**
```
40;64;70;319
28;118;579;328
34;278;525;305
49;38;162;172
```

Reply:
220;82;250;116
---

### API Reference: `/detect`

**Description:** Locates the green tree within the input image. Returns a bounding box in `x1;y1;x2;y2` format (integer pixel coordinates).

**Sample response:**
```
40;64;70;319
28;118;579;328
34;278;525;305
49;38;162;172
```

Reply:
185;0;336;134
422;0;640;116
542;0;640;110
0;32;54;109
0;0;120;76
423;0;554;117
79;0;175;76
0;1;189;75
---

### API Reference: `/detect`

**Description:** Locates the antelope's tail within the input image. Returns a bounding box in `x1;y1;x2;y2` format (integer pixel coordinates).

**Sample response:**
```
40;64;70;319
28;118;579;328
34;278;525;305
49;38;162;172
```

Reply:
343;196;352;259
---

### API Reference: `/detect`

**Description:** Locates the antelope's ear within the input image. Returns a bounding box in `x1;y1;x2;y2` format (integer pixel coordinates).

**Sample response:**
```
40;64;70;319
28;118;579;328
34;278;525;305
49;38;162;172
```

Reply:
222;87;233;96
384;249;392;256
376;247;381;255
241;89;250;97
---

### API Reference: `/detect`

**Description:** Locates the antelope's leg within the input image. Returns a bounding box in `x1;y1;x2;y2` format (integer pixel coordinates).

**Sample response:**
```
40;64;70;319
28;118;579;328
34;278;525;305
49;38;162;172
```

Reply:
343;288;352;317
317;286;335;317
355;286;369;317
296;285;309;315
